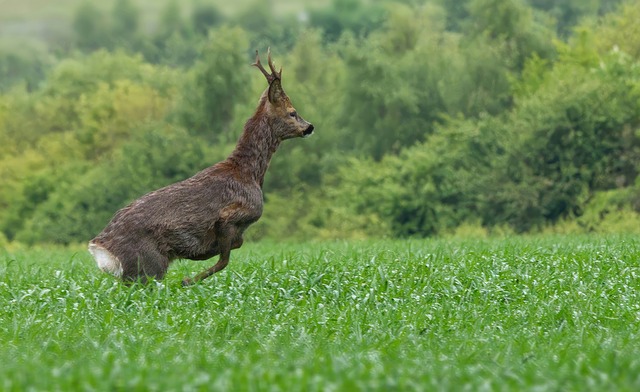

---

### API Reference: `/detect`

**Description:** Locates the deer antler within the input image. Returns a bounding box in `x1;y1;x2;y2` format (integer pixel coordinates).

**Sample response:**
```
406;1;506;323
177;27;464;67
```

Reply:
252;47;282;84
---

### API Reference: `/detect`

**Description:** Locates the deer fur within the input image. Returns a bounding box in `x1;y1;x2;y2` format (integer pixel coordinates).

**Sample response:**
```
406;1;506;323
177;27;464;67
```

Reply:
88;49;314;285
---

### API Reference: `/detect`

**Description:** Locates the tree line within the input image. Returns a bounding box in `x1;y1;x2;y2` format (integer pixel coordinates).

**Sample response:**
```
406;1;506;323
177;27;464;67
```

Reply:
1;0;639;245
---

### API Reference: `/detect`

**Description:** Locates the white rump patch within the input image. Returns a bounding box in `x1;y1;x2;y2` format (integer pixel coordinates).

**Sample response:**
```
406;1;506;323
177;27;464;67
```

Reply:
88;242;123;277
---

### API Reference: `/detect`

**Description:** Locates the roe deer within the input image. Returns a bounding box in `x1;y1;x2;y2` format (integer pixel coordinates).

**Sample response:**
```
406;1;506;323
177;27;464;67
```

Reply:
88;48;314;285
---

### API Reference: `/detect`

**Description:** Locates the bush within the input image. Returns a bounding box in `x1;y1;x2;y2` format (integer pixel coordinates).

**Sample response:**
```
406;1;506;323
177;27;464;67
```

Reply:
16;126;221;245
547;187;640;234
0;39;52;92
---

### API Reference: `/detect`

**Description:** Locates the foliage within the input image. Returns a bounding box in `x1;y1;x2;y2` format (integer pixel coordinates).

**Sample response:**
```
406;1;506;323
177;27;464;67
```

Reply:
528;0;625;35
190;2;224;36
15;127;218;245
332;114;507;237
336;6;448;159
0;51;179;242
110;0;142;51
308;0;386;42
548;187;640;234
72;2;110;52
2;0;640;244
592;1;640;59
0;39;52;92
175;26;251;144
488;44;640;231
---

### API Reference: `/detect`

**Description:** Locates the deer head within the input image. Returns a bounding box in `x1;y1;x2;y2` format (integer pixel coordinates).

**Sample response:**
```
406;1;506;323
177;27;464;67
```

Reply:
253;48;314;139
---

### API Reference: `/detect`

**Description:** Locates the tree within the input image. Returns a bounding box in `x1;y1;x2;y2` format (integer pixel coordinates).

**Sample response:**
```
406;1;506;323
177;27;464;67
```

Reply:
308;0;386;42
464;0;556;70
150;0;200;66
593;1;640;59
112;0;139;36
157;0;183;39
481;45;640;231
0;39;52;92
72;2;109;51
16;127;217;245
176;27;251;143
111;0;141;49
528;0;601;35
191;2;224;36
336;3;514;159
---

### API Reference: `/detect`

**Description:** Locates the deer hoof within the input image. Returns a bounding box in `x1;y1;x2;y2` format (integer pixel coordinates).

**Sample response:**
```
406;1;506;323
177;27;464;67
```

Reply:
182;277;194;286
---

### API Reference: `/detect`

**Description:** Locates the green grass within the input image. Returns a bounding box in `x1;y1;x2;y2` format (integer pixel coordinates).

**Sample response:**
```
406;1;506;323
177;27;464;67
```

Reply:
1;236;640;391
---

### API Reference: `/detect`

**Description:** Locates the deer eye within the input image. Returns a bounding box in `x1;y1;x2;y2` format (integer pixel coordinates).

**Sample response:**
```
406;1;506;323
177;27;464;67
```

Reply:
289;111;297;118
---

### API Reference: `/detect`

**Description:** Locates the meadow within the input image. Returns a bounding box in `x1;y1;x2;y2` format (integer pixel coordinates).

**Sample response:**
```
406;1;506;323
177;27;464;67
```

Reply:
1;235;640;391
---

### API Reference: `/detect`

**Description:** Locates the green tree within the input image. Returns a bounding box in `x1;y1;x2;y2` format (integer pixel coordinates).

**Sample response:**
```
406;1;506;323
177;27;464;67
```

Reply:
112;0;139;36
35;51;178;141
0;39;52;92
308;0;386;42
110;0;141;49
593;1;640;59
482;46;640;231
191;2;224;36
336;5;440;159
435;0;470;30
331;113;507;237
0;51;180;241
176;27;251;143
336;3;515;159
72;2;110;51
157;0;184;39
464;0;556;70
528;0;602;35
16;127;217;245
150;0;200;66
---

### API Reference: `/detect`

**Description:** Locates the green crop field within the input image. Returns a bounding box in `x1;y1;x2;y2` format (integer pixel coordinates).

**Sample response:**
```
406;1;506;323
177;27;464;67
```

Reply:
2;235;640;391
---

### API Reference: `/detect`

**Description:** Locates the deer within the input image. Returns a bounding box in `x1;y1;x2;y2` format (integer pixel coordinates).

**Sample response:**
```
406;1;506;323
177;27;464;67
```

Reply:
88;48;314;286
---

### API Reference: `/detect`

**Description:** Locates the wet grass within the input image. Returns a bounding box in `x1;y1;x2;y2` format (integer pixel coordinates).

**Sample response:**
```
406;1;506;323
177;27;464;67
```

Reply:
1;235;640;391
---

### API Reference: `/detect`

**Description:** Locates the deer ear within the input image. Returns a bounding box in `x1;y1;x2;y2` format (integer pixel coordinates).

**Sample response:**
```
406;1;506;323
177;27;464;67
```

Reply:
268;79;285;104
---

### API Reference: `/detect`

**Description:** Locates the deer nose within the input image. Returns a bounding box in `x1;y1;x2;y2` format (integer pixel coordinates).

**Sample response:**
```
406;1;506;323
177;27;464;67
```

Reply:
303;124;314;137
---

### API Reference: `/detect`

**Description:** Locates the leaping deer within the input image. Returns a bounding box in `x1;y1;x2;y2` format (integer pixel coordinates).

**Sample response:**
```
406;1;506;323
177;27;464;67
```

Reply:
88;48;314;285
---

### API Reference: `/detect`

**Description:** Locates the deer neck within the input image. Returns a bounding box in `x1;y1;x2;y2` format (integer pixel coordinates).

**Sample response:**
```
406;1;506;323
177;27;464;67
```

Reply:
227;114;281;188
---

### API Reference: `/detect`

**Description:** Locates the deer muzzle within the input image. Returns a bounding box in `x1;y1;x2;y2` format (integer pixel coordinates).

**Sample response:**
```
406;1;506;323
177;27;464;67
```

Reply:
303;124;314;137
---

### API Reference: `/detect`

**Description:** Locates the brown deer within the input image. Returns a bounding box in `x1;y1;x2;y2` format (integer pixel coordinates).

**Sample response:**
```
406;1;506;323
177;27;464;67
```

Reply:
88;48;314;285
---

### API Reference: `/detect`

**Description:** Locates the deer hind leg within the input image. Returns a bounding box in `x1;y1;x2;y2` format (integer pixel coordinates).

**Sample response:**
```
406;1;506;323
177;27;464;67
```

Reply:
121;247;170;284
182;228;243;286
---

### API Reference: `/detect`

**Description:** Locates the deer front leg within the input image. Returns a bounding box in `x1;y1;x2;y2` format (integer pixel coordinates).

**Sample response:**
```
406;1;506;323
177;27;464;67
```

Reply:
182;227;243;286
181;250;230;286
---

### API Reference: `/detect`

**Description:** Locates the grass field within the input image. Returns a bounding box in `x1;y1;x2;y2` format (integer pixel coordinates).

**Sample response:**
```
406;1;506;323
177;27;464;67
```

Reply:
1;235;640;391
